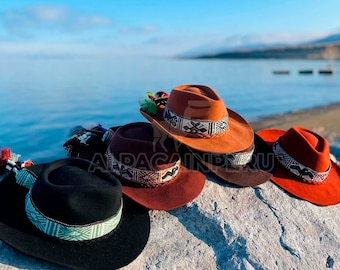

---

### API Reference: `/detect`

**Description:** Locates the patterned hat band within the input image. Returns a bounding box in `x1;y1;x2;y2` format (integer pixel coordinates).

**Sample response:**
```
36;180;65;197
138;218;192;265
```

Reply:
272;141;331;184
193;144;255;167
25;191;123;242
163;106;228;138
105;149;181;188
15;169;37;188
209;144;255;166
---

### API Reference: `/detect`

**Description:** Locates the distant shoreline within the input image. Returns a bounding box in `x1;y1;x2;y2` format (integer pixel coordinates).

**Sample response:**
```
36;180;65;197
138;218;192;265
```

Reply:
186;42;340;60
250;102;340;143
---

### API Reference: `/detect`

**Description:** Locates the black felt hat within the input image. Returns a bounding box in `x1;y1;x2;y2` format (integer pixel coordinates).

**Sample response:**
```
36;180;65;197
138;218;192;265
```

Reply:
0;158;150;270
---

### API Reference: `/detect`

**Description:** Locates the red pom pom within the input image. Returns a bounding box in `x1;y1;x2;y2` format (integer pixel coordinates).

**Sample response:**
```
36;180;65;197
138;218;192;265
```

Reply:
1;148;11;162
23;160;34;167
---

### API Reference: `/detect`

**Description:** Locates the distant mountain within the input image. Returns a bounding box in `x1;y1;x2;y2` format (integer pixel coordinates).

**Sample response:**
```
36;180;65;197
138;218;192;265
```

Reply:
310;33;340;44
179;32;340;59
178;42;287;58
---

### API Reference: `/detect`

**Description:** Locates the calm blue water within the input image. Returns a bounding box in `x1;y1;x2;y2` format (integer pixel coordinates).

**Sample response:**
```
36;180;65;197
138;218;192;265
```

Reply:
1;56;340;163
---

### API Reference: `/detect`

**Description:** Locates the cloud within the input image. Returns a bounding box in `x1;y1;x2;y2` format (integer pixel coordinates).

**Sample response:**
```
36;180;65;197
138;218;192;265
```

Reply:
119;25;158;35
0;4;112;35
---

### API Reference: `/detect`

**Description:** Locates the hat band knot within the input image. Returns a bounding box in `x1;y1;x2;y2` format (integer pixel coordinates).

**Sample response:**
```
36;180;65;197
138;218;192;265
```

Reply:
273;141;330;184
25;191;123;241
105;149;180;187
163;106;228;137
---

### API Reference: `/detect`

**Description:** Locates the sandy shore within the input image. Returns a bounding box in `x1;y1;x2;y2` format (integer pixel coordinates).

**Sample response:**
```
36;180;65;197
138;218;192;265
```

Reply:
251;102;340;143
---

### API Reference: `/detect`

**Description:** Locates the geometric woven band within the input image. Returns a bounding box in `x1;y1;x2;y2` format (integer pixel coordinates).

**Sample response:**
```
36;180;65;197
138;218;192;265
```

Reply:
209;144;255;166
25;191;123;241
163;106;228;136
15;169;37;189
272;141;330;183
105;149;180;187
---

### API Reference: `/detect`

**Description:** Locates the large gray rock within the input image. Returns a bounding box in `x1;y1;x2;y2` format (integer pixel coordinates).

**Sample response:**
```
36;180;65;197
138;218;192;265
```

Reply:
0;173;339;270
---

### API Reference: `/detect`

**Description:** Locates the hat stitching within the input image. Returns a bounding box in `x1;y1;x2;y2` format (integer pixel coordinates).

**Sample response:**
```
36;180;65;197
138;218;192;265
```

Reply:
25;191;123;242
163;106;228;136
106;150;180;187
273;140;331;183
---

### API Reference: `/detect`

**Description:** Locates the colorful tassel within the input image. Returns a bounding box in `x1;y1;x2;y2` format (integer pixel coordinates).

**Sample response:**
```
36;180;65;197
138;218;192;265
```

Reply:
139;95;158;116
1;148;11;162
139;91;169;115
0;147;34;175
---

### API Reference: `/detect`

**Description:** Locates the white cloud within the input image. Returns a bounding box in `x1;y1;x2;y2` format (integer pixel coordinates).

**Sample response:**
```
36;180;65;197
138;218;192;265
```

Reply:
27;5;66;23
119;25;158;35
0;5;112;34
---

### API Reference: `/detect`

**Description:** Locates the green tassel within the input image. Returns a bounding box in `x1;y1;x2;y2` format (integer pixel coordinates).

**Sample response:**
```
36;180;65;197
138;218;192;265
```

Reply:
139;97;158;115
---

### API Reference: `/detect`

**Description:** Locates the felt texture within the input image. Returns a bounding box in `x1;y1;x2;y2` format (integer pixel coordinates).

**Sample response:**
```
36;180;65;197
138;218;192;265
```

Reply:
140;84;254;154
186;134;274;187
257;127;340;206
0;158;150;270
67;122;206;210
107;122;206;210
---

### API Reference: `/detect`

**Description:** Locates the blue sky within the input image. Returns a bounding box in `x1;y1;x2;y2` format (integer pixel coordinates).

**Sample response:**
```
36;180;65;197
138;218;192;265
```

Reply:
0;0;340;58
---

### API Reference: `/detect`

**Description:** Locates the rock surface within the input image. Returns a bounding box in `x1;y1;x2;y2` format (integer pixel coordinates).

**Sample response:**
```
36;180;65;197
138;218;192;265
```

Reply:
0;173;339;270
1;103;340;270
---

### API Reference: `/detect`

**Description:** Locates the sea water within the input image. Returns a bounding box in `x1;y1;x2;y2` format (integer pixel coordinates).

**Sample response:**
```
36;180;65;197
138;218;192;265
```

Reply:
1;56;340;163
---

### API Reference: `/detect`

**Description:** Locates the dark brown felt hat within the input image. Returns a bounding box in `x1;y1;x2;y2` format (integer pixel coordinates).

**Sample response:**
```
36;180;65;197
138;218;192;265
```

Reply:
185;133;274;187
0;158;150;270
105;122;206;210
140;84;254;154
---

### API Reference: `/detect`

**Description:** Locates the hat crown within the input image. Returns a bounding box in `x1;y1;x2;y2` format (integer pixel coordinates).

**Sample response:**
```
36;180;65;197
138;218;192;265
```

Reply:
32;158;122;225
110;122;179;170
167;84;227;121
279;127;330;172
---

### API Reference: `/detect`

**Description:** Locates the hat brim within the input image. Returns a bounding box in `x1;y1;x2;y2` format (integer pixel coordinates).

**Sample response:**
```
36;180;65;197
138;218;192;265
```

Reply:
257;129;340;206
182;134;274;187
120;165;206;210
68;126;206;210
140;108;254;154
190;134;274;187
0;169;150;270
69;148;206;210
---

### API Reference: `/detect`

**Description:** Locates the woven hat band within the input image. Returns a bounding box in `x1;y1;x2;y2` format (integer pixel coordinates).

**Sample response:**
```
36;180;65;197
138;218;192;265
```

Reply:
163;106;228;138
15;169;37;188
105;149;180;187
25;191;123;241
209;144;254;166
273;141;330;184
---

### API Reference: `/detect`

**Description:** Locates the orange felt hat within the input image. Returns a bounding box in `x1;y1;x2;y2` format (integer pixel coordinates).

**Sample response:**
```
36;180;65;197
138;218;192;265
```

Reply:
257;126;340;206
140;84;254;154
